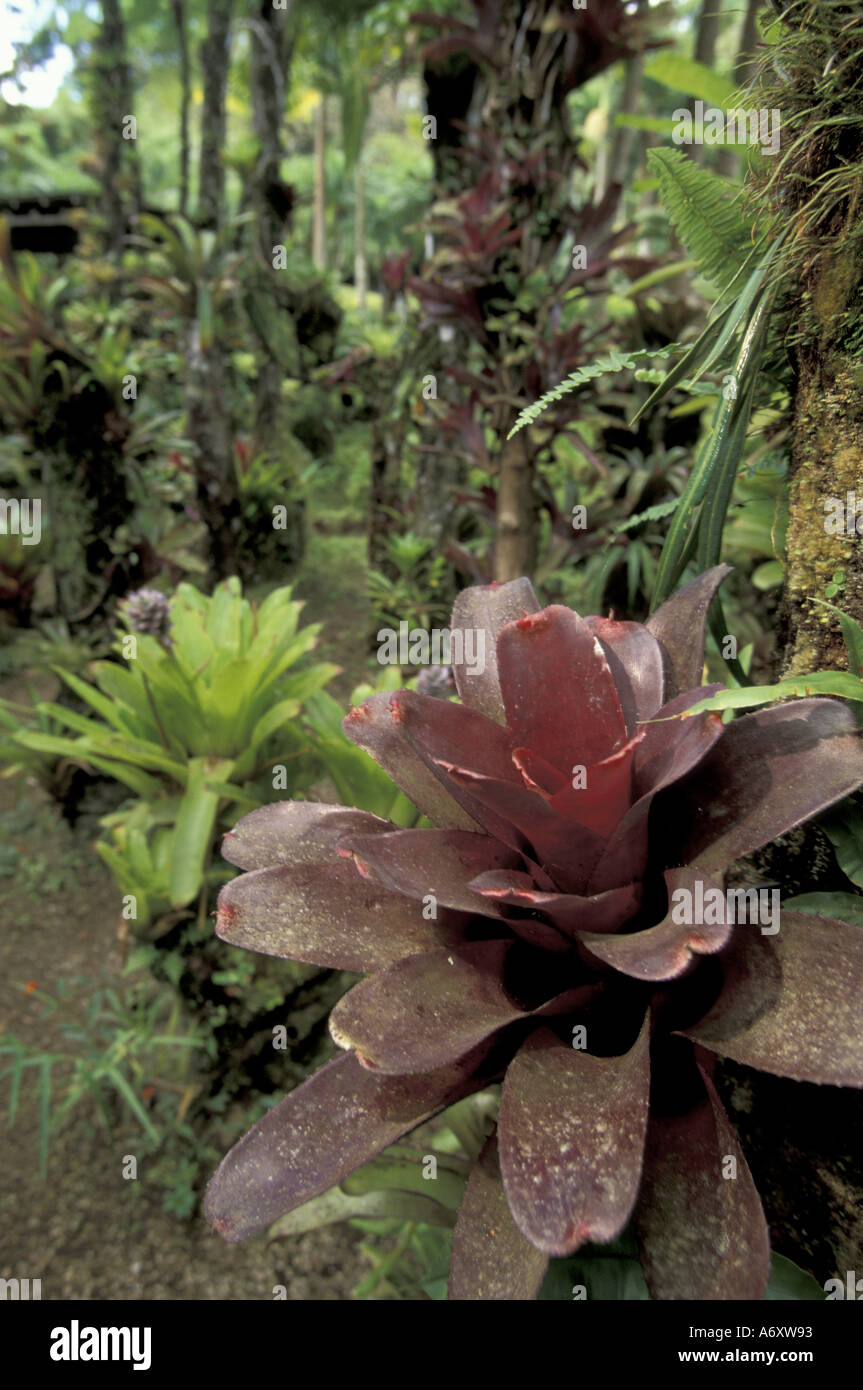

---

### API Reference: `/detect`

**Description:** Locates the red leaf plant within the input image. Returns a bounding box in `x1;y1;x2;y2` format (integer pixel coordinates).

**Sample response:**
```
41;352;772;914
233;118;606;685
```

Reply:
205;568;863;1299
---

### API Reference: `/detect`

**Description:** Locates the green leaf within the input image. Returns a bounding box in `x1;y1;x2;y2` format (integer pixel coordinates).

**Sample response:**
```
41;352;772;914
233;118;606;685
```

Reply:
785;892;863;928
169;757;221;907
81;756;162;798
812;599;863;675
248;699;302;754
819;803;863;888
647;148;752;290
752;559;784;590
507;347;676;440
668;670;863;720
107;1068;160;1142
645;55;737;109
269;1185;454;1238
651;284;775;610
54;668;139;734
279;663;341;705
766;1254;826;1301
38;1058;53;1180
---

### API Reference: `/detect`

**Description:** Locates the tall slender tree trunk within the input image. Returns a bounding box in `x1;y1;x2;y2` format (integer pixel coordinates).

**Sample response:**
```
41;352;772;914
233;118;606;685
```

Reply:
198;0;234;230
735;0;763;86
248;0;294;457
369;418;402;574
172;0;191;216
718;0;763;175
608;0;647;200
494;434;538;583
687;0;723;164
186;321;238;580
93;0;140;283
354;159;367;308
189;0;238;578
312;98;327;269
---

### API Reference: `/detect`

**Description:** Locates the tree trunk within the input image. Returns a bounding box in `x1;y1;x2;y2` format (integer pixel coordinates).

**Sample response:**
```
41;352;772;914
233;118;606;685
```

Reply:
719;0;863;1290
608;0;647;197
249;0;293;260
718;0;763;175
368;418;402;573
312;98;327;269
494;435;538;583
186;321;239;579
198;0;234;230
734;0;762;87
780;327;863;676
248;0;294;453
687;0;722;164
171;0;191;217
93;0;140;280
354;158;367;308
609;45;645;193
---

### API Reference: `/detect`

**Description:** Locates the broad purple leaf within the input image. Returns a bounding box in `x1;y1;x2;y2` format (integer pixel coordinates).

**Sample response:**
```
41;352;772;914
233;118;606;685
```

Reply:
469;871;642;938
337;826;519;916
498;1018;651;1255
633;686;725;799
635;1059;770;1299
436;760;608;892
328;942;526;1073
680;910;863;1085
646;564;731;701
448;1132;549;1300
511;746;568;798
450;577;541;724
216;859;437;972
585;616;664;728
222;801;394;871
579;869;731;981
655;698;863;873
587;691;738;894
342;693;482;830
546;734;642;838
204;1049;489;1242
497;606;627;771
391;691;530;850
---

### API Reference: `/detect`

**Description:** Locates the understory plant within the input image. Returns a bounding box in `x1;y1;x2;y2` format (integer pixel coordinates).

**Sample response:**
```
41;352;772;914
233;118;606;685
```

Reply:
204;571;863;1299
8;577;337;923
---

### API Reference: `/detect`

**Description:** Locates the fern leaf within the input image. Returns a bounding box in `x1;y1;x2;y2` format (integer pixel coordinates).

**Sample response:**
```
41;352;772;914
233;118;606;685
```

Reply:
647;148;754;291
613;498;680;535
507;346;676;440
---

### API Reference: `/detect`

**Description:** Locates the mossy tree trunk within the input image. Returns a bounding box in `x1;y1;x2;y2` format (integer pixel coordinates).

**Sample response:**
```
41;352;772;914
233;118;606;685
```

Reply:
92;0;140;284
199;0;234;231
779;243;863;675
720;1;863;1288
171;0;191;217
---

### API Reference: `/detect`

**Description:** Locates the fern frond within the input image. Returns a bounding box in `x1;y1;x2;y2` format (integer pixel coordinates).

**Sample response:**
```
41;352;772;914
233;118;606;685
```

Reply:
613;498;681;535
507;346;677;440
647;148;755;291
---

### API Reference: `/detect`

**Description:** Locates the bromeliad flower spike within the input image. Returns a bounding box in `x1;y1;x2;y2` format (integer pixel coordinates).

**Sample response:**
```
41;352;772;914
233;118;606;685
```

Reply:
205;568;863;1300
